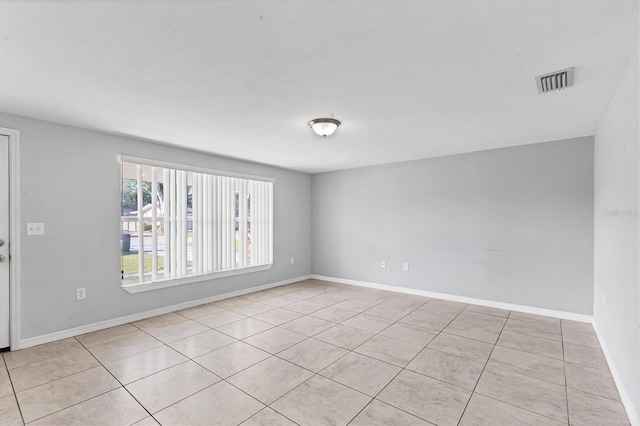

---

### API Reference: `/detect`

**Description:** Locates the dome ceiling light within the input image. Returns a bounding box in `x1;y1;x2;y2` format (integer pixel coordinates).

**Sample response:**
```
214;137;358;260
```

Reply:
308;118;341;137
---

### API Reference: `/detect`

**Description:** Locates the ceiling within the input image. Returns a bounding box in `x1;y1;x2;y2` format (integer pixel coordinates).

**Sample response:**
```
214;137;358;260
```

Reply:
0;1;638;173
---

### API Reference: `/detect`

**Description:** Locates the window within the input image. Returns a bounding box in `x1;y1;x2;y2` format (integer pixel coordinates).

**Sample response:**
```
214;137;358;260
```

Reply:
120;156;273;292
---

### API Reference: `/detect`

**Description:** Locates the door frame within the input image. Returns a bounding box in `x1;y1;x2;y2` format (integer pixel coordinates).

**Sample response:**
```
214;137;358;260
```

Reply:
0;127;21;350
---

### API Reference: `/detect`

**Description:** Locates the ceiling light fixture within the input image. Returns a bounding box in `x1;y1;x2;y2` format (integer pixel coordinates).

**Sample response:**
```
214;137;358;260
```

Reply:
308;118;341;137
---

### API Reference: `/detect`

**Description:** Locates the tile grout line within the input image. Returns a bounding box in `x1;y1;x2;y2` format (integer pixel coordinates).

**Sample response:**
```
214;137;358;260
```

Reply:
108;318;276;423
212;284;359;425
418;343;486;364
270;314;611;426
561;320;571;425
0;285;445;424
1;353;26;426
21;387;125;424
237;407;301;426
130;315;218;345
245;289;423;423
73;336;157;425
560;380;626;403
474;342;619;398
471;392;570;425
6;341;137;424
83;324;274;426
455;308;511;426
14;370;129;424
344;299;467;425
209;286;356;338
457;312;571;425
305;290;619;424
178;284;356;424
5;340;126;394
222;372;302;425
254;306;564;426
10;363;101;396
116;358;193;388
86;327;230;385
88;316;268;424
255;291;501;425
213;286;351;424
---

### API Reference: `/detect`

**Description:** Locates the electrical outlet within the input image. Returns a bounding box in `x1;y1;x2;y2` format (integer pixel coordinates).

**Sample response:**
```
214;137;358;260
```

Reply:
381;261;386;269
403;262;409;271
76;288;86;300
290;257;295;265
26;223;45;236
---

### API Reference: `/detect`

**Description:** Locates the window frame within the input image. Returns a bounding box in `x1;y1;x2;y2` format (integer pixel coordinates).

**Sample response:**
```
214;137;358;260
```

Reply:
119;155;274;294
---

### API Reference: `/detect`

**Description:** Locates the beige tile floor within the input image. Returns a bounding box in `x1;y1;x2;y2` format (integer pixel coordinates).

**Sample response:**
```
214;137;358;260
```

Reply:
0;279;631;425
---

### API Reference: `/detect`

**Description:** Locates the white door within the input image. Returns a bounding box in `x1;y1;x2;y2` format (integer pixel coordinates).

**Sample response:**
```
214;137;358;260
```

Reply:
0;134;9;348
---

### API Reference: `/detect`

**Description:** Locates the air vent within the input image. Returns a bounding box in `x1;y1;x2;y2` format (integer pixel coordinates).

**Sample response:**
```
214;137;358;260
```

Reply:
535;67;574;94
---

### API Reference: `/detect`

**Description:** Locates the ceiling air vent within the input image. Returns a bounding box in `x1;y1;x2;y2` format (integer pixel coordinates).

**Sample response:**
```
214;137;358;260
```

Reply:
535;67;574;94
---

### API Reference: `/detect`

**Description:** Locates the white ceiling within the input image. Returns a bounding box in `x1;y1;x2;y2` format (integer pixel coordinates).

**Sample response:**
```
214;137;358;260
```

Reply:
1;1;638;173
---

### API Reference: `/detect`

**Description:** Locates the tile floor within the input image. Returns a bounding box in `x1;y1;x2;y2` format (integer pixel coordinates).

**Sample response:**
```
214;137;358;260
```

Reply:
0;279;630;425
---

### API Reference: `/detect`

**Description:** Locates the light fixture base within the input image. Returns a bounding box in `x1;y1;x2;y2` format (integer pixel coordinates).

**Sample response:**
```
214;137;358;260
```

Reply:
308;118;341;137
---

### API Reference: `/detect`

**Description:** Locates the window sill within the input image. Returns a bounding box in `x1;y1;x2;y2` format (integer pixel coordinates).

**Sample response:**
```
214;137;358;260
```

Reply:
121;264;273;294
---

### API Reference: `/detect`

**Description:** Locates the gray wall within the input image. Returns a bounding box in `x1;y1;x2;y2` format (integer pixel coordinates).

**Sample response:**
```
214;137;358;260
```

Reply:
312;137;595;314
0;114;601;339
594;49;639;422
0;113;312;339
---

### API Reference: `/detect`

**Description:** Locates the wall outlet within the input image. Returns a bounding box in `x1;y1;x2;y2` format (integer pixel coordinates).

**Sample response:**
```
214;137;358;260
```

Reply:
26;223;45;236
290;257;295;265
76;288;86;300
403;262;409;271
381;261;386;269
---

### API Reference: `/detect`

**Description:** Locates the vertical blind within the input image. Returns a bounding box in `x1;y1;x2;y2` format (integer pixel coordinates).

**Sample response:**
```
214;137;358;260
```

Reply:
121;159;273;284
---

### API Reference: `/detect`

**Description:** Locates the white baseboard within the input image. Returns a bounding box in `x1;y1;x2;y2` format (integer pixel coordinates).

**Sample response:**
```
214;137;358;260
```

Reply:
311;274;594;323
17;273;594;350
592;322;640;426
18;274;311;350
